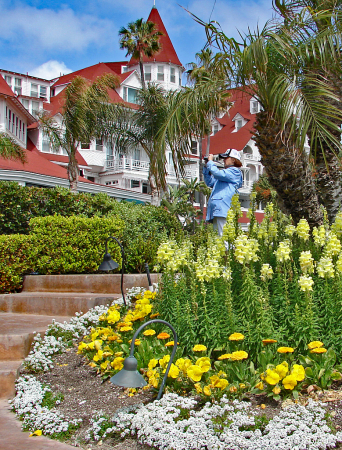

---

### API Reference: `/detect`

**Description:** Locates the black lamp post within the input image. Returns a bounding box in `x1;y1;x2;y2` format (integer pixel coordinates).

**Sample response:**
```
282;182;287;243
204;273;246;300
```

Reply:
98;236;126;307
110;319;178;400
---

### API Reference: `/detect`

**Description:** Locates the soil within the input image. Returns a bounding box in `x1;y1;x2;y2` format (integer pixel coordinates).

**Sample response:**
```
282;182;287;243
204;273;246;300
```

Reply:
20;348;342;450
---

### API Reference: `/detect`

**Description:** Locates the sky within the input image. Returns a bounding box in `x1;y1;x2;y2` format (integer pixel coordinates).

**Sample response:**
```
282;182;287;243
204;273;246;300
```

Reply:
0;0;274;80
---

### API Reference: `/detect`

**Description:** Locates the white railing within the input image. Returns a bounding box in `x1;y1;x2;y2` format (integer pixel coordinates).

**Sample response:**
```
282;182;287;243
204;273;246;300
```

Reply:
242;153;261;162
106;157;198;180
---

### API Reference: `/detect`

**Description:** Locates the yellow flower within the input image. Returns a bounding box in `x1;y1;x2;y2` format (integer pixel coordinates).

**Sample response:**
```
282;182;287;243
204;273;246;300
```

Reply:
165;341;178;347
159;355;170;369
128;339;141;346
230;351;248;361
120;326;133;332
146;359;157;370
262;339;277;345
193;344;207;352
239;383;246;389
264;369;281;385
107;309;120;324
311;347;327;354
282;374;297;390
100;361;109;370
89;362;97;368
196;357;211;373
296;219;310;241
194;383;202;393
218;354;232;360
111;357;124;371
94;340;103;351
308;341;324;349
228;333;245;341
298;275;314;292
255;381;264;390
275;363;288;379
143;329;156;336
77;341;88;353
277;347;294;354
167;364;180;379
216;379;229;390
229;386;237;393
150;313;160;319
115;351;123;357
176;358;192;373
187;365;204;382
203;385;211;396
272;386;281;395
291;364;305;382
260;264;274;282
93;350;104;362
157;332;171;340
29;430;42;437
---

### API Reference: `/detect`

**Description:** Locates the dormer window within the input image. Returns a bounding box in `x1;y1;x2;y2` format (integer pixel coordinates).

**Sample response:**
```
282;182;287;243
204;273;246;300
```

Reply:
145;65;151;81
250;99;260;114
213;123;219;135
236;119;243;131
122;66;129;73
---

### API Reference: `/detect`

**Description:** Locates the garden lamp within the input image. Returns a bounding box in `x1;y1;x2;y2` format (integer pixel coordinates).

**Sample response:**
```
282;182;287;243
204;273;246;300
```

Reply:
110;319;178;400
98;236;126;307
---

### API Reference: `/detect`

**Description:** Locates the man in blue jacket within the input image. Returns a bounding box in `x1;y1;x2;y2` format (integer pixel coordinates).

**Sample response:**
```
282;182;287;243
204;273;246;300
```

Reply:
203;148;243;236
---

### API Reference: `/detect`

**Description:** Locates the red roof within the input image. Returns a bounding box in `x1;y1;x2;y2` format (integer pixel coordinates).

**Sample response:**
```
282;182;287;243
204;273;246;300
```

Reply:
37;151;88;167
128;7;182;67
0;138;91;182
202;89;256;156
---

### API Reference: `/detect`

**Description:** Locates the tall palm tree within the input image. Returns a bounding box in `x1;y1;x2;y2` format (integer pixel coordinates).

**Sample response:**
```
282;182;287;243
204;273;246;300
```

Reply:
40;73;119;192
273;0;342;223
0;133;26;163
119;18;163;89
189;9;342;225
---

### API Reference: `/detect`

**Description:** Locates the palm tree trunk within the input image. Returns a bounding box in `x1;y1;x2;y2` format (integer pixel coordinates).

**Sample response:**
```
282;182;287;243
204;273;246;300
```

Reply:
67;147;79;193
139;58;146;90
148;173;160;206
254;111;323;226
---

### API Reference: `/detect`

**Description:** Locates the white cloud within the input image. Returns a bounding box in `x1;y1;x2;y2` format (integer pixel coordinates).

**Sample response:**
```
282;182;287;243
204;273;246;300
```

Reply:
29;60;73;80
0;3;116;52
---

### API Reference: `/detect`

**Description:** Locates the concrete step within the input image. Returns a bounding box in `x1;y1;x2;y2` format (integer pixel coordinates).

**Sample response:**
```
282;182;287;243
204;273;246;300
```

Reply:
0;292;119;316
0;399;78;449
23;273;159;293
0;361;22;399
0;313;72;361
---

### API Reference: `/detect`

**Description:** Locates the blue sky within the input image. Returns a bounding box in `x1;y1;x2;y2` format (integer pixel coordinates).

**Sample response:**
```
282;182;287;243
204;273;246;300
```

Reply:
0;0;274;80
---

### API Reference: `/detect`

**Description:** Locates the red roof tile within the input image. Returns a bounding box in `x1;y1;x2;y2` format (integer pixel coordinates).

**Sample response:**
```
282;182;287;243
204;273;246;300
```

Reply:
38;151;88;167
128;7;182;67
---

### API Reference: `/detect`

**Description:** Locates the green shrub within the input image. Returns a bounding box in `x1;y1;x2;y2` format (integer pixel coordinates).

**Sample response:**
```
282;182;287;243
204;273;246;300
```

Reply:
0;234;37;293
30;215;125;274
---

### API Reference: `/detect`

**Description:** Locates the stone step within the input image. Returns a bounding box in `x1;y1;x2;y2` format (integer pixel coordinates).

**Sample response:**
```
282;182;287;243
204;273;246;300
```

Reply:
0;361;22;398
0;292;119;316
0;399;78;449
0;313;72;361
23;273;159;293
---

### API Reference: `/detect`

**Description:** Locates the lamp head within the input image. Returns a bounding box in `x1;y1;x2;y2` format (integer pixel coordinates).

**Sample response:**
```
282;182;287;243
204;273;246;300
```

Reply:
110;356;147;388
98;253;119;271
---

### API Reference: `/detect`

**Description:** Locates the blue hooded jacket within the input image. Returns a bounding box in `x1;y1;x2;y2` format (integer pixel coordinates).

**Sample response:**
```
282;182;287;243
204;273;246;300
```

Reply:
203;161;243;221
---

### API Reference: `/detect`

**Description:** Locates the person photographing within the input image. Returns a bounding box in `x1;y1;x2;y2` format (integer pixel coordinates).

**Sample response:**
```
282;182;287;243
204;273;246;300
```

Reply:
203;149;243;236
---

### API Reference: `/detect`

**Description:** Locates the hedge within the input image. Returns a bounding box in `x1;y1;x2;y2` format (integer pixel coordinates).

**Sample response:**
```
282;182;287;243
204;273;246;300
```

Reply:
0;234;37;293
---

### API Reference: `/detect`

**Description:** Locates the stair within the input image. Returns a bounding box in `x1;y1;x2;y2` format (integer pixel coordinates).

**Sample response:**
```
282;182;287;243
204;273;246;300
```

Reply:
0;273;159;399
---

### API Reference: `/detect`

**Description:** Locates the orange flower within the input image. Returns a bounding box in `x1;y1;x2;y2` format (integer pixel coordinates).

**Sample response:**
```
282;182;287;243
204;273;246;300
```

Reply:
150;313;160;319
262;339;277;345
157;332;171;340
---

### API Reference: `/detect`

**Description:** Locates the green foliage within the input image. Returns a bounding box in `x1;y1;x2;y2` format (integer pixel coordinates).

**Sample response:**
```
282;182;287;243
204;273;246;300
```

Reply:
0;234;37;293
30;215;124;275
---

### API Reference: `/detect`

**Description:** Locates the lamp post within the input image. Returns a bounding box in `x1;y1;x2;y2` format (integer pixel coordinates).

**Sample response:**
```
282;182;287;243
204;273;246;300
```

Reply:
110;319;178;400
98;236;126;307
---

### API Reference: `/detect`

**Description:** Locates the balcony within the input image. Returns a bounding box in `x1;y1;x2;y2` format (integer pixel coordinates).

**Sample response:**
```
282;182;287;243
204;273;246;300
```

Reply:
106;157;198;180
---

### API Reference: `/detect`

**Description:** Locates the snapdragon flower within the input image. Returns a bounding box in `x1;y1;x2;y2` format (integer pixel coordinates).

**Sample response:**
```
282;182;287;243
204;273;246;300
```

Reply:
312;225;326;247
299;251;314;274
317;256;335;278
298;275;314;292
234;235;259;265
260;263;274;281
324;233;341;257
274;240;291;263
296;219;310;241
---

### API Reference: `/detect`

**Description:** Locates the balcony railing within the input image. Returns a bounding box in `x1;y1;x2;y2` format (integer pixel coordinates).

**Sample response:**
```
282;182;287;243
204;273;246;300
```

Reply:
106;157;198;179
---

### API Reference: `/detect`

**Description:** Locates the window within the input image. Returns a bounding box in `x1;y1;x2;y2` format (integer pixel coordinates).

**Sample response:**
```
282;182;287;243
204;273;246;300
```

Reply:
40;86;47;99
131;180;140;188
31;83;38;97
122;66;128;73
42;133;51;152
87;176;95;182
21;99;29;109
179;74;182;86
157;65;164;81
170;67;176;83
123;87;138;104
134;148;140;161
81;143;90;149
96;139;103;151
213;124;219;135
31;101;40;118
19;120;22;140
51;88;55;97
191;141;198;155
250;100;259;114
145;65;151;81
5;75;12;86
142;182;150;194
14;78;22;95
236;119;243;130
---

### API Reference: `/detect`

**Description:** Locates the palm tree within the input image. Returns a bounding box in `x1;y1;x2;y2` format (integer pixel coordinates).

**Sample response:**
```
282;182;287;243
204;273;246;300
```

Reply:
189;9;342;225
119;18;163;89
273;0;342;223
0;133;26;163
39;73;119;192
